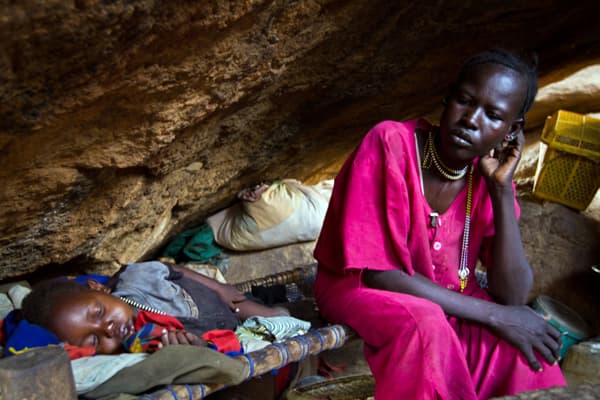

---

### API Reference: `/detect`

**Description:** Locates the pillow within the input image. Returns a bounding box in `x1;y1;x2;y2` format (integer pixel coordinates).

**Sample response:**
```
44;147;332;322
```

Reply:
206;179;333;251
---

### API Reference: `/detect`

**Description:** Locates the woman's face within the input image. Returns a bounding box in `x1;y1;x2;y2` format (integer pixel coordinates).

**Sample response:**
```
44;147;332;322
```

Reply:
49;290;136;354
438;63;526;166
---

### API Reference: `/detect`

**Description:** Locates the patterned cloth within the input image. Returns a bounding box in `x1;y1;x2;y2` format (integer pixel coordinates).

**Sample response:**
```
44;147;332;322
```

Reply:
235;315;311;352
123;311;184;353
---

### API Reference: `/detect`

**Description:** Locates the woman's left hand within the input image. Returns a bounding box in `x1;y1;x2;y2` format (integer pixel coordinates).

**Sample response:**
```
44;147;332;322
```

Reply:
479;130;524;187
490;304;562;371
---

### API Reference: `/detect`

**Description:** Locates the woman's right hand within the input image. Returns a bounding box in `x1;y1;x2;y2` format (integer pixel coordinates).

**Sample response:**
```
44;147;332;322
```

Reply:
489;304;562;371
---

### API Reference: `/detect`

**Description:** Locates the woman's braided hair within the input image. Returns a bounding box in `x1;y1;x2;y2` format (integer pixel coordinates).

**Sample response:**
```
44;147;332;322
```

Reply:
455;48;539;118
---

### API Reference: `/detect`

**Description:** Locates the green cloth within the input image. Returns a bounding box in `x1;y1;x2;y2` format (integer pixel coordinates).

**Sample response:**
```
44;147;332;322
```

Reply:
86;345;249;399
162;224;222;263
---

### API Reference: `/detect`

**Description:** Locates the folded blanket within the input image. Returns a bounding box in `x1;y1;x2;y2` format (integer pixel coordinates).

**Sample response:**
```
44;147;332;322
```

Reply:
240;315;311;341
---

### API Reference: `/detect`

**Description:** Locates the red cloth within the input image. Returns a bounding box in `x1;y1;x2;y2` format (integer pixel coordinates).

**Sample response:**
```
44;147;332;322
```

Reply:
134;311;183;330
63;343;96;360
314;120;565;399
201;329;241;354
125;311;185;353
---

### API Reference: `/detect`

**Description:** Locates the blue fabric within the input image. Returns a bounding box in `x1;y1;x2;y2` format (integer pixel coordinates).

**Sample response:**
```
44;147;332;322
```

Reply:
2;310;60;357
69;274;110;285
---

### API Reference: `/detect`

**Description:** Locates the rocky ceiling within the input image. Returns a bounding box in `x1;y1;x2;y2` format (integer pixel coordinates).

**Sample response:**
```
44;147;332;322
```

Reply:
1;0;600;279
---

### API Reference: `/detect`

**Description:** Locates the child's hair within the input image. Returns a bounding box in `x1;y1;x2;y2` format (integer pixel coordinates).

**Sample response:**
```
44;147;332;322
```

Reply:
21;279;89;330
455;48;539;118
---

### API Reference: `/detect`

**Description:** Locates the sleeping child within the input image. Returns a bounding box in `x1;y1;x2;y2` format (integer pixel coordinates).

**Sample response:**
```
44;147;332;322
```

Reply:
14;261;289;355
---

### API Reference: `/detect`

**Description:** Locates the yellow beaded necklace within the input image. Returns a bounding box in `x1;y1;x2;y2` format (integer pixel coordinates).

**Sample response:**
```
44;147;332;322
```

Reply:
458;167;473;292
420;129;473;292
422;131;469;180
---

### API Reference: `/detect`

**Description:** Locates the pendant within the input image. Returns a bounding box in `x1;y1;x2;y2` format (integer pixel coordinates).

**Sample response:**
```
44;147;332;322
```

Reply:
460;277;468;292
458;267;470;292
429;212;439;228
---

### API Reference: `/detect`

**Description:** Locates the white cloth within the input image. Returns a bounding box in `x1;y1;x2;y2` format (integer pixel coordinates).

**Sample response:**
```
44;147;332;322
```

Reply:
7;284;31;308
72;353;148;394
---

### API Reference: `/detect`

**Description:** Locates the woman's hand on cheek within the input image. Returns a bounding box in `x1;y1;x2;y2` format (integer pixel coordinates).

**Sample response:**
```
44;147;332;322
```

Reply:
160;329;207;348
489;304;561;371
479;130;524;188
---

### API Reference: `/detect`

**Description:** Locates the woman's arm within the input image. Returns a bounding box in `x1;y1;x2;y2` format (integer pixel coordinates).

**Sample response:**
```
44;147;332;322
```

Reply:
363;269;560;370
485;183;533;304
479;130;533;305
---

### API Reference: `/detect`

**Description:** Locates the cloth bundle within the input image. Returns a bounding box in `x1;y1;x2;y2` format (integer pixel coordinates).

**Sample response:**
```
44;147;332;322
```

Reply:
207;179;333;251
235;315;311;352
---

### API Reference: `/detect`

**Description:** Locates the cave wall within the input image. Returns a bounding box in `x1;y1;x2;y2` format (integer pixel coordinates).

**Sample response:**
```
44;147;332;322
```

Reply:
1;0;600;279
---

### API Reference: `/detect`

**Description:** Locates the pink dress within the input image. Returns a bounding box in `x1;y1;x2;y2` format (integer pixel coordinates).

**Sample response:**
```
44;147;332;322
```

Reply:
313;120;566;400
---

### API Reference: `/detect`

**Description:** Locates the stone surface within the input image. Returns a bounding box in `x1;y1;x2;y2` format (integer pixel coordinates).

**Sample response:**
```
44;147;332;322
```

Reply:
0;0;600;293
492;384;600;399
519;200;600;333
0;347;76;400
223;241;316;284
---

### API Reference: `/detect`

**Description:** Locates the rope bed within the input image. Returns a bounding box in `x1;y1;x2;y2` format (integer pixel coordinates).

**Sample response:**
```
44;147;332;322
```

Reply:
143;265;355;399
145;324;353;399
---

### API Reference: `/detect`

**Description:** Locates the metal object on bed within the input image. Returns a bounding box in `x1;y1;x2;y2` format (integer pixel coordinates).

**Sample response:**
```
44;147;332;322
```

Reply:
234;264;317;296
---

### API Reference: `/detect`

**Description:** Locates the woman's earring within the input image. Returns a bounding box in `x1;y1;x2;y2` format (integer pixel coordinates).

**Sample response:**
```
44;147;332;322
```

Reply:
441;97;447;106
505;133;513;141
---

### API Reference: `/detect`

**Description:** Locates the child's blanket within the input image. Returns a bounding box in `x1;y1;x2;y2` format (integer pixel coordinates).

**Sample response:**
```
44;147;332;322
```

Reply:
81;345;249;399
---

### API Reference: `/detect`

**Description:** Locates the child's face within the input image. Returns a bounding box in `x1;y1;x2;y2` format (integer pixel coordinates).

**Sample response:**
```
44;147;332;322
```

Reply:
49;290;136;354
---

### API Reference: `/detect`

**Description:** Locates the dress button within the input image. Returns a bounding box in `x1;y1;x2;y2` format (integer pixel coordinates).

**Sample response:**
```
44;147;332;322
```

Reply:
432;264;436;270
433;241;442;251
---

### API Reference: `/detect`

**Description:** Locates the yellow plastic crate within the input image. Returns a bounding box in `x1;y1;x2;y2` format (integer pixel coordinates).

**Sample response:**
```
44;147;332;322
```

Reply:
533;110;600;210
541;110;600;162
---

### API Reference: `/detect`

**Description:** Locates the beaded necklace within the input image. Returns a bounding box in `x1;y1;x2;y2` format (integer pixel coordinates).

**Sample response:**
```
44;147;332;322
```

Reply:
458;167;473;292
419;129;473;292
119;296;166;315
422;131;468;180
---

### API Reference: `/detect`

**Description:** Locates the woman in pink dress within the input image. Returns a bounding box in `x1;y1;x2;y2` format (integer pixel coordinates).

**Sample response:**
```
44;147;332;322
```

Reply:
313;49;566;399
